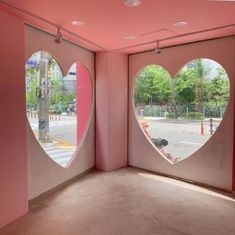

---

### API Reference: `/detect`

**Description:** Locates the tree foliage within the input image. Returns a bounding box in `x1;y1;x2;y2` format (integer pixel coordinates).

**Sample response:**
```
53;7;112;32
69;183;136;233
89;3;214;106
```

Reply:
26;66;39;110
134;60;229;119
135;65;171;105
26;52;76;113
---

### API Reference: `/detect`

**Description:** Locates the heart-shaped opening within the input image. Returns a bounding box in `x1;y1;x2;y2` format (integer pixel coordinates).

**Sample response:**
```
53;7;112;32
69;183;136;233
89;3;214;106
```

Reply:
133;59;230;164
25;51;92;167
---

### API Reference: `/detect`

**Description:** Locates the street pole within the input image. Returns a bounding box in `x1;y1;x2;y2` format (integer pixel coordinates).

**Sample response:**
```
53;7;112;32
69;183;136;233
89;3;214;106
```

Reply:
209;118;213;135
38;51;49;142
200;120;204;135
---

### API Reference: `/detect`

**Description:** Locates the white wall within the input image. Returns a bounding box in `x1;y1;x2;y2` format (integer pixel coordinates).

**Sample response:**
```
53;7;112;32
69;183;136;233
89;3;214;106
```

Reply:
129;37;235;191
25;26;95;199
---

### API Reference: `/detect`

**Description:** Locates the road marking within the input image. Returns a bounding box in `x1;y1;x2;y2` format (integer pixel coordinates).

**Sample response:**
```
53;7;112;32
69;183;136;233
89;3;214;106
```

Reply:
29;120;77;130
39;143;76;167
47;151;74;158
180;141;202;146
44;149;67;154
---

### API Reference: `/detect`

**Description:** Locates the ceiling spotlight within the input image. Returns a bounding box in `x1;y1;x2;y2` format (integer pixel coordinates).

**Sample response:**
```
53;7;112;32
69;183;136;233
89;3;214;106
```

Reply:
125;35;136;40
174;21;188;27
71;20;85;26
155;41;161;54
54;27;62;44
124;0;142;7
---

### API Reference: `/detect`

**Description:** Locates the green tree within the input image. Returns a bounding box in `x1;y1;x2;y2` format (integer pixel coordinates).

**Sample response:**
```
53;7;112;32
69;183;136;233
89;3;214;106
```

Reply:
174;69;196;105
26;65;39;110
134;60;229;119
209;68;229;106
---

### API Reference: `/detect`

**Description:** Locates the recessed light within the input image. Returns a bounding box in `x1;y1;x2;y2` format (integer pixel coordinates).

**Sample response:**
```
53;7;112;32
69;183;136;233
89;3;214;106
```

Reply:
124;0;142;7
174;21;188;27
125;35;136;40
71;20;85;26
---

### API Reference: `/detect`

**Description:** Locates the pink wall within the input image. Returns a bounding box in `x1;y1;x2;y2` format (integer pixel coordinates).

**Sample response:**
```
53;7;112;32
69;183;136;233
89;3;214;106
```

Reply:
0;10;28;228
129;37;235;191
76;63;92;145
96;52;128;171
234;115;235;191
0;8;234;232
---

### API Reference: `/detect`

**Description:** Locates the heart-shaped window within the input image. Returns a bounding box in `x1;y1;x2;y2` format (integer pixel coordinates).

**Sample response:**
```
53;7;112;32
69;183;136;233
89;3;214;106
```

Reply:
26;51;92;167
133;59;230;164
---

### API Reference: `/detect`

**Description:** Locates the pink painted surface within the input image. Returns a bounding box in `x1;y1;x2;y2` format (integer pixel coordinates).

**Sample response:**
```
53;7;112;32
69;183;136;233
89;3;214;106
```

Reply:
0;10;28;228
1;1;235;53
76;63;92;145
129;37;235;191
96;52;128;171
233;110;235;191
95;53;109;170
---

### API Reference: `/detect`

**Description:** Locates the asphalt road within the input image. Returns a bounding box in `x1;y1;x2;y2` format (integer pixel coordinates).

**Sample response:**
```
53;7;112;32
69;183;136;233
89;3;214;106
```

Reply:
144;118;221;161
28;115;77;145
48;124;76;145
28;115;77;166
28;115;222;163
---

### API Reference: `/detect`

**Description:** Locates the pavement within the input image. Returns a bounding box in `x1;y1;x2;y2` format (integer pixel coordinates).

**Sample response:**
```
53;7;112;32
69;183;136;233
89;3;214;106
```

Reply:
40;141;76;167
28;115;77;167
27;114;222;166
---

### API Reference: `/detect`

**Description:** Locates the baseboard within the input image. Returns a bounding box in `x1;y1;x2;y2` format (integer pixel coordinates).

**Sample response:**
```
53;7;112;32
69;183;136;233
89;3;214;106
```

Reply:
29;167;95;205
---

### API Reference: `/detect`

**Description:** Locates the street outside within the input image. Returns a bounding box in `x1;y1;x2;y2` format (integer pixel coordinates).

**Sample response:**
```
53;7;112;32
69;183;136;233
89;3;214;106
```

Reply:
28;114;77;167
138;117;221;163
28;113;222;166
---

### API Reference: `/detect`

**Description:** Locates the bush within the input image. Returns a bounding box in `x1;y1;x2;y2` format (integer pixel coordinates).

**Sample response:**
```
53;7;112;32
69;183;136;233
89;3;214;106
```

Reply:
186;112;203;120
166;112;178;119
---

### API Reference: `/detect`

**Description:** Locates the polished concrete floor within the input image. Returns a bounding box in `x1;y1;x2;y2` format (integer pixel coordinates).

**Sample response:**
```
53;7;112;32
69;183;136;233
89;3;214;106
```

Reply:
1;167;235;235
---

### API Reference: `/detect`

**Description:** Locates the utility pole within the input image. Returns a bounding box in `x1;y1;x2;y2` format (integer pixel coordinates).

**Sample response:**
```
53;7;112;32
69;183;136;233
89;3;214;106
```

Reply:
195;59;203;113
38;51;49;142
209;118;214;135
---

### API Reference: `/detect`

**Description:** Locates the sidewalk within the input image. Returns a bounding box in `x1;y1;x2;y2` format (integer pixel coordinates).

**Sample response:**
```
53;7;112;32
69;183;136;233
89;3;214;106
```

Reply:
33;133;76;167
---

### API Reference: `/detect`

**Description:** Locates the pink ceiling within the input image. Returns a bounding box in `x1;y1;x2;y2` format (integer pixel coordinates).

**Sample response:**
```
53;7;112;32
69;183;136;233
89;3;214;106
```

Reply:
0;0;235;53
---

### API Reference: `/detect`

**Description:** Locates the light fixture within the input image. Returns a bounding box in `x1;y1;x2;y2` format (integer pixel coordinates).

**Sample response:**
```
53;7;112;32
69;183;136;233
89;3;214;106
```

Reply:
54;27;62;44
124;0;142;7
155;41;161;54
71;20;85;26
174;21;188;27
125;35;136;40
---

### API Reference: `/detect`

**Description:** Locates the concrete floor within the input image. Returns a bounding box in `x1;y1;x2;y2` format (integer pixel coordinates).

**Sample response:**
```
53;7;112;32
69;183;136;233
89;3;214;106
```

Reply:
1;167;235;235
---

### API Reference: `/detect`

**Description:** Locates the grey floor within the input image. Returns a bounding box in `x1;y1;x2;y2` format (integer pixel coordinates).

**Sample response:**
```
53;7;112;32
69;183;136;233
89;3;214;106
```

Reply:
1;167;235;235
